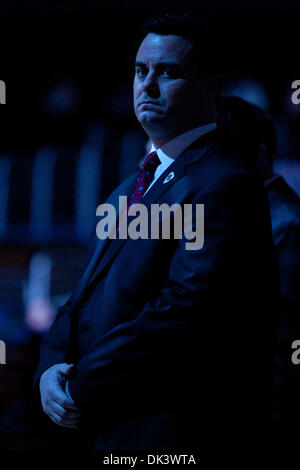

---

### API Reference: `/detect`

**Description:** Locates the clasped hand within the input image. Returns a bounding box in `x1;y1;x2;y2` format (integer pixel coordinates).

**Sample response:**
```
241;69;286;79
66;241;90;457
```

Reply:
39;363;80;429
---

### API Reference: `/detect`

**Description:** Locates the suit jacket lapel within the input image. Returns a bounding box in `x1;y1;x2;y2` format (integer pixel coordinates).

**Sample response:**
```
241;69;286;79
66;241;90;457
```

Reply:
87;152;187;286
87;135;218;287
71;172;138;309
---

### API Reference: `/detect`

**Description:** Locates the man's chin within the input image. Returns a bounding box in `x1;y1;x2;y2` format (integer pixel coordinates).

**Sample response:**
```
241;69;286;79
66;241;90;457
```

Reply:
138;110;165;126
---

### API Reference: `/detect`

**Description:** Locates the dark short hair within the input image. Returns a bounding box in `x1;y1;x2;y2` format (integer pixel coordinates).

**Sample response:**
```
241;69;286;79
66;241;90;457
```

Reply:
217;96;277;163
143;13;218;76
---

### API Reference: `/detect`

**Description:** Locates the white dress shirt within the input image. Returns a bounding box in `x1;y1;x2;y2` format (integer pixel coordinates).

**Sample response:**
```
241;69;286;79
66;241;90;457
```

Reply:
144;122;217;195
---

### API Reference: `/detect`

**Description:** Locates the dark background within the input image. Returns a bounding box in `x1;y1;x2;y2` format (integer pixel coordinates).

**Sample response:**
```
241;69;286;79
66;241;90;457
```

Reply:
0;0;299;449
1;1;300;149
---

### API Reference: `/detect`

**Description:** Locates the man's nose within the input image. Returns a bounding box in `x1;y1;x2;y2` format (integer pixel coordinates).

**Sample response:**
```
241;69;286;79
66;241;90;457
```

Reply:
141;72;160;97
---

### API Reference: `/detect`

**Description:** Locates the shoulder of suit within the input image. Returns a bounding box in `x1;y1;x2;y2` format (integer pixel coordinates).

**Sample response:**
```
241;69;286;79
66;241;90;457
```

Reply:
186;136;254;181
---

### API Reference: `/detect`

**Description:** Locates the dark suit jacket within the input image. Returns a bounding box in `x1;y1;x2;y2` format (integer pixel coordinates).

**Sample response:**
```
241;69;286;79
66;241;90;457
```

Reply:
267;176;300;424
33;130;279;450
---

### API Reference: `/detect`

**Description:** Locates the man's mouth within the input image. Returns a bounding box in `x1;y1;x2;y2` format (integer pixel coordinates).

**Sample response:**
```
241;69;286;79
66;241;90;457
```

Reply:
139;100;161;106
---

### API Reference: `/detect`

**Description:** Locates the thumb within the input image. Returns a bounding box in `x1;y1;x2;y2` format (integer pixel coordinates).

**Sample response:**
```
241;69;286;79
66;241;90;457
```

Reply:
57;363;75;377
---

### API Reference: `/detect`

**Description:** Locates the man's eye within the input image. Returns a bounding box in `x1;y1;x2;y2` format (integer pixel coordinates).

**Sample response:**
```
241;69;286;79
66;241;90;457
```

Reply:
162;68;178;78
136;68;147;77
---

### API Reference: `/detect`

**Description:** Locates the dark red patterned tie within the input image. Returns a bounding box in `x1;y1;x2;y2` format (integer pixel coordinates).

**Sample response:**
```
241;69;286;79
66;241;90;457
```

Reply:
128;151;160;210
116;151;160;235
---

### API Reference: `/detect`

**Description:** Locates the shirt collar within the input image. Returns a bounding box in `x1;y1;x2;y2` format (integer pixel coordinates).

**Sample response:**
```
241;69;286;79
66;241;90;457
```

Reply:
149;122;217;166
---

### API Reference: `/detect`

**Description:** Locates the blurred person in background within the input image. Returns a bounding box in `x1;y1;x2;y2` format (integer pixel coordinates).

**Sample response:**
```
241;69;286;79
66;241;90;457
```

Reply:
33;14;278;451
217;96;300;427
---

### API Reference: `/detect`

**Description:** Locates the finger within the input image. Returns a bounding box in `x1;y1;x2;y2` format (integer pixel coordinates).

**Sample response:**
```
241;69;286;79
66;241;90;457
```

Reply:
51;401;81;420
48;386;71;407
57;392;80;411
48;411;79;429
64;382;80;410
58;363;75;376
48;411;78;427
63;401;79;411
48;383;79;410
56;365;75;388
42;397;80;420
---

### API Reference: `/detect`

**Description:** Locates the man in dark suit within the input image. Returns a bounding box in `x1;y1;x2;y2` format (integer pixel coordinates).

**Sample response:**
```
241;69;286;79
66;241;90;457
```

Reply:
253;112;300;427
268;174;300;425
217;96;300;427
34;14;278;450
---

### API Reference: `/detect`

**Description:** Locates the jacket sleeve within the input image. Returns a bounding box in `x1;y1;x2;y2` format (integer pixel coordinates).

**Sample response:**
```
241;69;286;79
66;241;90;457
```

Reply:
273;221;300;423
32;220;99;391
32;294;74;390
67;171;278;419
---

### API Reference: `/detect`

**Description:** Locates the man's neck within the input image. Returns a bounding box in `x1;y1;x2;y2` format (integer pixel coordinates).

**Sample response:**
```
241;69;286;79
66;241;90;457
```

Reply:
150;121;217;149
149;122;217;161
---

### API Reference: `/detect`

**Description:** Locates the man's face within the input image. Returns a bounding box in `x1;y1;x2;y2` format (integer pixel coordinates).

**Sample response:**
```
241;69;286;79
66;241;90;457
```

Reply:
134;33;213;145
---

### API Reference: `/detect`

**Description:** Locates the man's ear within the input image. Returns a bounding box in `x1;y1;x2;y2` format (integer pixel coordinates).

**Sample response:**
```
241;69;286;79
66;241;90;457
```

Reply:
254;143;274;181
205;74;223;98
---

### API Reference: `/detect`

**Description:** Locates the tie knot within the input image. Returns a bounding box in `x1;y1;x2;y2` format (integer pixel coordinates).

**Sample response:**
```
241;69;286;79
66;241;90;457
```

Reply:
142;151;160;172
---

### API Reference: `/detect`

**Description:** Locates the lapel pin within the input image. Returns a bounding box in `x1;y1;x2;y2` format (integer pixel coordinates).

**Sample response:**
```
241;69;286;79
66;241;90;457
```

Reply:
163;171;175;184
